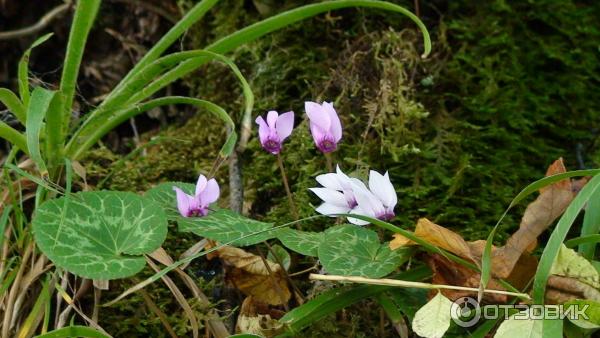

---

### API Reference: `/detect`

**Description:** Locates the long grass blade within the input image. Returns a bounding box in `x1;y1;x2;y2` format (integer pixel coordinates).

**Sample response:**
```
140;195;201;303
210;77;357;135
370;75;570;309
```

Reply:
77;50;252;151
478;169;600;301
0;88;26;124
34;326;111;338
532;174;600;303
578;187;600;259
122;0;430;106
0;121;28;155
18;32;53;108
67;97;236;160
26;87;56;176
58;0;100;136
279;267;431;335
109;0;220;94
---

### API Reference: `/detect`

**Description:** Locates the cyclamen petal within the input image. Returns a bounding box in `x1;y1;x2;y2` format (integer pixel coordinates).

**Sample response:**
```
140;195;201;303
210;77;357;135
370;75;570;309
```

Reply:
195;175;208;196
316;173;345;191
276;111;295;140
315;203;351;216
347;206;370;226
255;116;270;145
255;110;294;154
201;178;220;204
266;110;279;128
310;166;398;225
309;188;348;207
368;170;397;209
305;101;342;153
305;101;331;131
174;187;193;217
323;102;342;142
174;175;221;218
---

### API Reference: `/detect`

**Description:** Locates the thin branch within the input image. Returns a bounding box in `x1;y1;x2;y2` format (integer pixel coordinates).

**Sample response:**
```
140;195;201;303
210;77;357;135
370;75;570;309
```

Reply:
0;2;71;40
309;274;531;300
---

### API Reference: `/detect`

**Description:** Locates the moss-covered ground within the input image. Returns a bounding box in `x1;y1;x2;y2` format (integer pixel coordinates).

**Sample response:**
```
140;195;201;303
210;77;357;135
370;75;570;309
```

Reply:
78;0;600;335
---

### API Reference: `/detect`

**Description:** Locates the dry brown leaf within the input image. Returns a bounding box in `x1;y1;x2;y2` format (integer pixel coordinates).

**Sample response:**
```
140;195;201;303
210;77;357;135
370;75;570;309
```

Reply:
389;233;414;250
389;219;475;262
237;298;285;338
492;158;577;278
217;246;281;274
546;275;600;304
425;253;507;303
216;246;291;305
414;218;476;262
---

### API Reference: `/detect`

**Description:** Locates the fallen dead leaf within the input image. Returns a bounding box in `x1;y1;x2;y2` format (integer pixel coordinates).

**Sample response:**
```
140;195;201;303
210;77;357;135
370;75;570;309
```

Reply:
213;246;291;305
425;253;507;303
236;296;285;337
546;275;600;304
493;158;579;278
389;233;413;250
390;218;476;263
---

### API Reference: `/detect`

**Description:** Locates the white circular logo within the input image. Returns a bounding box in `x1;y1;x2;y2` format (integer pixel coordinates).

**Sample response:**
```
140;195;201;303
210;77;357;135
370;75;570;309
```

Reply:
451;297;481;328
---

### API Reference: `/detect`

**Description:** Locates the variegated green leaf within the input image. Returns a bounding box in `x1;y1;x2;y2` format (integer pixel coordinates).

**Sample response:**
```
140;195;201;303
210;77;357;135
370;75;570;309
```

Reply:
32;191;168;279
318;224;411;278
277;228;323;257
145;182;275;246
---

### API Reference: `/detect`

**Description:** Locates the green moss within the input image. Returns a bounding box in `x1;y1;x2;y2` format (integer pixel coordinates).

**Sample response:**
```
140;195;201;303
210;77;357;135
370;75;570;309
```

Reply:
85;0;600;335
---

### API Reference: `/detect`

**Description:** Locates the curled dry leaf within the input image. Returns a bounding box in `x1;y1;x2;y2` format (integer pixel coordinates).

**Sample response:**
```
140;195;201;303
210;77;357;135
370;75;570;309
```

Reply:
546;275;600;304
236;296;285;337
425;253;507;303
214;245;291;305
492;158;579;278
390;218;476;263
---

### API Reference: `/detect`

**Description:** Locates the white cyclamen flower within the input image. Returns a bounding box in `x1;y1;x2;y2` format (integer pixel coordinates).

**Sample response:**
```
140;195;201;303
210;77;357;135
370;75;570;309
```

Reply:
310;166;397;225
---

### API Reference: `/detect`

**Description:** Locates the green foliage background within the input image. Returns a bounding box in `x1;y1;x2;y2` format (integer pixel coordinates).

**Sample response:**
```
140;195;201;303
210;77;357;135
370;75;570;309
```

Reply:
82;0;600;335
90;0;600;239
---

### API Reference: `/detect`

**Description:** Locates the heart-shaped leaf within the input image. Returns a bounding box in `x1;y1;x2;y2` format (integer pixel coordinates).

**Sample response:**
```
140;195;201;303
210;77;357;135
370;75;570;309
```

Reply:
318;224;411;278
32;191;168;279
146;182;275;246
412;292;453;338
277;228;323;257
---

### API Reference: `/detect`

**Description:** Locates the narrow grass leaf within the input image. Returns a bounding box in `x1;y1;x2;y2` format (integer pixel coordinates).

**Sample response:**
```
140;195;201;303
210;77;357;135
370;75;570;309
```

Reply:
34;326;111;338
479;169;600;302
18;32;53;108
579;187;600;259
532;174;600;304
0;88;26;124
26;87;56;175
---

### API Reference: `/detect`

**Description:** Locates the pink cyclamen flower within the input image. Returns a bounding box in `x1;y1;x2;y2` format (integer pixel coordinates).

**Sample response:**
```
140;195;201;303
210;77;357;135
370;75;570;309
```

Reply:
305;101;342;153
173;175;220;217
255;110;294;154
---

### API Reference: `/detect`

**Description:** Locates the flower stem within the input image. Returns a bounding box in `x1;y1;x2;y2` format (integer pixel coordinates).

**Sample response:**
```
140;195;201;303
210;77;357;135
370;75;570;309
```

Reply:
277;153;299;220
324;152;333;172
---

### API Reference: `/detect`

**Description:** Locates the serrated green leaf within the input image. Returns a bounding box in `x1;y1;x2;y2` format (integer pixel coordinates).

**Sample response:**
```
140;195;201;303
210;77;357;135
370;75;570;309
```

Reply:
145;182;275;246
318;224;411;278
412;292;452;338
32;191;168;279
276;228;323;257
